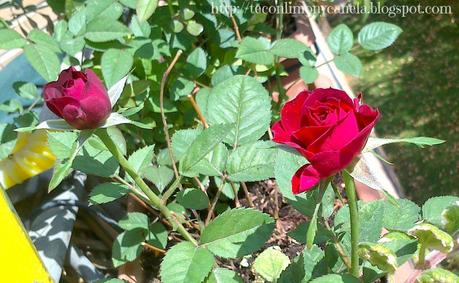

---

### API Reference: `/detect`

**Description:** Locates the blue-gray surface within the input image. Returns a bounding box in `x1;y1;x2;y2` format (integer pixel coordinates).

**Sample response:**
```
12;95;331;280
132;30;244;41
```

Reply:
0;54;45;121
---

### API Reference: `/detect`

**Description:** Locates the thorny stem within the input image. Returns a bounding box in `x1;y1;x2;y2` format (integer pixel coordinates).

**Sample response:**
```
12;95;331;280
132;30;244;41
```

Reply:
323;220;352;270
342;170;360;278
241;182;255;208
160;50;183;187
206;177;226;225
229;12;242;42
161;176;182;204
188;88;209;128
97;129;198;246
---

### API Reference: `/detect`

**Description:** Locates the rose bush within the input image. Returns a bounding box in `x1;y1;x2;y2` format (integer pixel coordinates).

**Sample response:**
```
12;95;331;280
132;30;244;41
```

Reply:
43;67;111;129
0;1;454;282
272;88;380;193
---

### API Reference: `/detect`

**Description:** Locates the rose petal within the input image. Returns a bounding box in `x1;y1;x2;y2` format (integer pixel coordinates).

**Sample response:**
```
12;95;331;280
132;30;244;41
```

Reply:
303;88;353;109
308;111;360;152
292;164;321;194
280;90;309;133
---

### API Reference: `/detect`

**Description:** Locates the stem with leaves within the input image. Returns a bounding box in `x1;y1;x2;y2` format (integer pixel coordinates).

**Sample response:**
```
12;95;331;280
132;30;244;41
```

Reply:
160;50;183;184
97;129;198;246
342;170;360;277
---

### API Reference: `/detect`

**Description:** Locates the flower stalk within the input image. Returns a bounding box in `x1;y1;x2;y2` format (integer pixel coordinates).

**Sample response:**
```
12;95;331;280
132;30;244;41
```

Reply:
342;170;360;277
97;129;198;246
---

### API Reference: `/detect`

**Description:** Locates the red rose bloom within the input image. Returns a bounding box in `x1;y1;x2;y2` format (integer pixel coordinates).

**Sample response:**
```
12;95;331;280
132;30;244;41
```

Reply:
272;88;380;194
43;67;111;130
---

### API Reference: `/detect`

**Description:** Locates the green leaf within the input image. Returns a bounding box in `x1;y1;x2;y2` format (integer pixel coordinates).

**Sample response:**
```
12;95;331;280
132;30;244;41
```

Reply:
68;8;86;36
160;242;215;283
270;39;308;58
186;20;203;36
441;202;459;233
226;141;276;182
207;75;271;146
89;182;130;205
130;15;151;37
300;65;319;84
28;29;60;53
236;37;274;65
335;200;384;242
101;48;134;88
60;35;85;56
177;188;209;210
382;198;420;231
13;82;38;100
422;196;459;226
307;202;321;249
358;242;398;273
146;222;168;249
200;208;275;258
288;221;331;245
47;131;78;160
86;0;123;22
253;247;290;282
143;165;174;192
327;24;353;55
136;0;158;22
172;20;184;33
408;223;454;253
119;0;137;9
309;274;360;283
172;128;202;160
0;29;26;49
334;52;362;77
73;142;119;177
358;22;402;51
184;47;207;78
127;145;155;176
190;143;228;177
179;124;232;176
274;147;308;200
416;268;459;283
119;212;149;231
170;77;194;100
85;18;130;42
24;44;60;81
279;245;326;283
53;20;68;41
321;183;335;219
380;233;418;265
364;136;445;152
49;159;73;191
205;268;243;283
112;229;145;267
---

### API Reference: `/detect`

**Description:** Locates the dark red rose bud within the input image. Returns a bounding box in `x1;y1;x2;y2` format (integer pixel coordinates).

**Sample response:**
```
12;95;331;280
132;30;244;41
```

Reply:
43;67;111;130
272;88;380;194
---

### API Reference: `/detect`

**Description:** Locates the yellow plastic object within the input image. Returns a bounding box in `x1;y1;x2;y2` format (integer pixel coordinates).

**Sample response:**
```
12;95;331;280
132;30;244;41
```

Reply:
0;188;52;282
0;130;55;189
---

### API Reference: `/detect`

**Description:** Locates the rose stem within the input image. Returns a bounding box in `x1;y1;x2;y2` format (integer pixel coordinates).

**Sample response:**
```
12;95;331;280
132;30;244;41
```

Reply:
97;129;198;246
342;170;360;277
160;50;183;186
205;177;226;225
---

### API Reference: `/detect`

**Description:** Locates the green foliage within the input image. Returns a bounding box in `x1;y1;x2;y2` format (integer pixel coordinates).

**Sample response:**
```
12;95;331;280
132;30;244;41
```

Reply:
236;37;274;65
24;44;60;81
0;29;26;49
253;247;290;282
207;75;271;146
334;53;362;77
327;24;354;55
200;208;275;258
89;182;129;205
226;141;277;182
358;22;402;51
101;49;134;88
160;242;215;283
177;188;209;210
205;268;243;283
416;268;459;283
136;0;158;22
422;196;459;226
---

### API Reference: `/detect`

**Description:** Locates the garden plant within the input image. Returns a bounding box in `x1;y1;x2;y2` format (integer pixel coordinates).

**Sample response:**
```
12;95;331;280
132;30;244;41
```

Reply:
0;0;458;282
